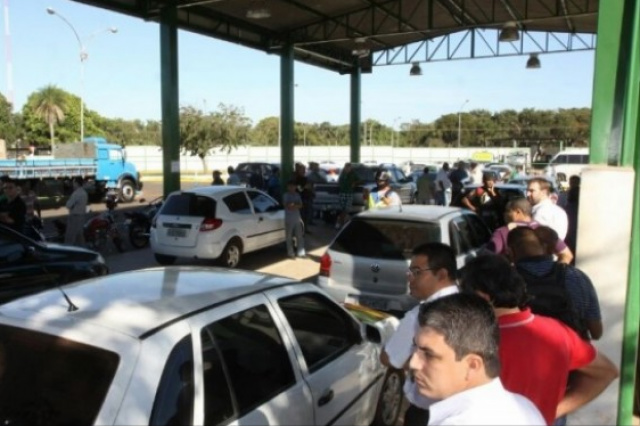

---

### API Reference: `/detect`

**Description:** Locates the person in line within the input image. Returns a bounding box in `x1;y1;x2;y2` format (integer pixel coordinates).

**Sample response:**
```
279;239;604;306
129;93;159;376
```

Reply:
410;293;546;425
211;170;224;185
65;177;89;246
435;162;452;206
416;166;435;205
563;175;581;259
507;226;603;340
380;242;459;425
282;180;305;259
305;162;327;225
0;178;27;234
486;197;573;264
527;177;569;240
367;170;400;209
226;166;241;185
336;162;358;229
449;161;469;207
460;254;618;425
461;173;504;231
469;161;483;184
294;163;313;231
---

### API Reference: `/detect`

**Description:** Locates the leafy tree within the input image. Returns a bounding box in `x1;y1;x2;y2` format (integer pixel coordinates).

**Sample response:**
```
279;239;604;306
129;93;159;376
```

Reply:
180;103;251;171
0;92;22;146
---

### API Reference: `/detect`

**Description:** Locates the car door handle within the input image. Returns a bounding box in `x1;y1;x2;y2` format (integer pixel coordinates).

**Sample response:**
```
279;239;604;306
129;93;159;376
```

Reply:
318;389;334;407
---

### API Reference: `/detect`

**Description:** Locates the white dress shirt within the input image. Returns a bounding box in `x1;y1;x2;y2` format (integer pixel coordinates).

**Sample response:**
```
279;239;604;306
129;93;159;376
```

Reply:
428;378;545;425
384;285;459;409
531;198;569;240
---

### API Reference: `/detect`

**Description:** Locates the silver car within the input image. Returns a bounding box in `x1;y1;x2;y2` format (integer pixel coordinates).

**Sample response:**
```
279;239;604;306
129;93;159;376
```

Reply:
318;206;492;313
0;267;403;426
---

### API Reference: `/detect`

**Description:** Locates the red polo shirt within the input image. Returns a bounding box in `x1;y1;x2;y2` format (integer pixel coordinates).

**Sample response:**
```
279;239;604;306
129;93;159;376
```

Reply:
498;308;596;425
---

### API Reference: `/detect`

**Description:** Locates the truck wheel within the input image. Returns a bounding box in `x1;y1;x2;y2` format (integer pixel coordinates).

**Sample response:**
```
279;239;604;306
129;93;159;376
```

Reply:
154;253;177;265
218;239;242;268
119;180;136;203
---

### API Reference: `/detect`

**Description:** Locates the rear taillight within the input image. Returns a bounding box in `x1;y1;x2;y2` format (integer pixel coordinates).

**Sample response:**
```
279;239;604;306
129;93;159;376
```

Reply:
200;218;223;232
319;252;332;277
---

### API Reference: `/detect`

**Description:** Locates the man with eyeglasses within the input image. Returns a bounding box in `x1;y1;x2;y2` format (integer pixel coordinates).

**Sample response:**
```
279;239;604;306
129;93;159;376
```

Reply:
380;242;459;425
0;178;27;234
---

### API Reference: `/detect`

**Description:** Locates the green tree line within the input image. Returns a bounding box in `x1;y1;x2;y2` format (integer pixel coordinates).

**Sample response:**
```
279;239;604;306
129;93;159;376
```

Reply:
0;85;590;155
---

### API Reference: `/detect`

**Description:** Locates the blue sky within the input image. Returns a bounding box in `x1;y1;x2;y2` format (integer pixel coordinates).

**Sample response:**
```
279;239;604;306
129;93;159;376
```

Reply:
2;0;595;127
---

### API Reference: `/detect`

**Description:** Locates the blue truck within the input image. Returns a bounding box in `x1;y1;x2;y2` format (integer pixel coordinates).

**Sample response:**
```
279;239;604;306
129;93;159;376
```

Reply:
0;137;142;203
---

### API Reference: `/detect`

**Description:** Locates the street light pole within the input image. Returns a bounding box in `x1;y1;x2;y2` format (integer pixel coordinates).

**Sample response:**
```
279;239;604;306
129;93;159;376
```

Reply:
47;8;117;142
457;99;469;148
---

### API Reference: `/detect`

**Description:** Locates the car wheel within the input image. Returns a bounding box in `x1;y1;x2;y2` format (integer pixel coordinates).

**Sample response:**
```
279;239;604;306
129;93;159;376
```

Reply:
373;368;404;426
154;253;177;265
219;239;242;268
129;223;149;249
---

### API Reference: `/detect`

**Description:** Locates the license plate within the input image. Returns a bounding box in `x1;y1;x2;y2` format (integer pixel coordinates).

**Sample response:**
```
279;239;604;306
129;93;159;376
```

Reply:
346;294;387;311
167;228;187;237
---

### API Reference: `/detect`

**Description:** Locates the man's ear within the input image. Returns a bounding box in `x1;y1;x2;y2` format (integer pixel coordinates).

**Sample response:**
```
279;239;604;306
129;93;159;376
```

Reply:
465;354;485;380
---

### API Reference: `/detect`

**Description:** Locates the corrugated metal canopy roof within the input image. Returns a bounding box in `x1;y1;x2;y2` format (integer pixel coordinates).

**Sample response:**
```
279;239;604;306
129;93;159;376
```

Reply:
70;0;598;73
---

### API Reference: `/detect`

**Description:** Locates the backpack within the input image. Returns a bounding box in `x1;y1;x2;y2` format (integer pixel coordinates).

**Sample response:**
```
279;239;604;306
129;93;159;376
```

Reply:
516;263;589;340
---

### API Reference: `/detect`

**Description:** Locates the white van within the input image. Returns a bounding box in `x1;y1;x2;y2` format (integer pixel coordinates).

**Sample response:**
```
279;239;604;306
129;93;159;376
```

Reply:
544;149;589;183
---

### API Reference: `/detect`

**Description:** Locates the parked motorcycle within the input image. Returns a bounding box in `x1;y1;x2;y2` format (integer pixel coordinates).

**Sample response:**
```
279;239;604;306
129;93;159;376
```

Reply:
124;196;163;249
52;196;124;252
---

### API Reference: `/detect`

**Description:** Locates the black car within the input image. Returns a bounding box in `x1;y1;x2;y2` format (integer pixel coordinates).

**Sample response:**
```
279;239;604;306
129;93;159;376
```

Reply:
0;224;109;304
234;162;280;190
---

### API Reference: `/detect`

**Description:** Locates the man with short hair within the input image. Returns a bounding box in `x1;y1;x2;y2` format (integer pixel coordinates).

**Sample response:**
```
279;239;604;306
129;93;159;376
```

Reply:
486;197;573;264
416;167;435;205
410;293;546;425
460;254;618;425
65;177;88;245
527;177;568;240
435;162;452;206
449;161;469;206
507;226;603;340
0;178;27;234
380;242;459;425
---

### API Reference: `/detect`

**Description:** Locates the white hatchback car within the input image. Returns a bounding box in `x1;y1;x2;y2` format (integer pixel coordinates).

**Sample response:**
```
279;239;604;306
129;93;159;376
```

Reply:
318;206;492;314
150;186;290;267
0;267;402;426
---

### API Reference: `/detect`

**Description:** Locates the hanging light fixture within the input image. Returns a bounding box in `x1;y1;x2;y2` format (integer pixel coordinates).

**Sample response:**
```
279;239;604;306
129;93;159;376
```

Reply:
526;53;541;69
409;62;422;76
246;0;271;19
499;21;519;42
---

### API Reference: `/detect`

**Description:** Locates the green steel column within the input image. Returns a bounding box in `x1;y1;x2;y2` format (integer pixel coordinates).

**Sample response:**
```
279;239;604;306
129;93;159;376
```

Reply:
280;44;295;185
589;1;626;164
618;0;640;423
350;62;361;163
159;3;180;197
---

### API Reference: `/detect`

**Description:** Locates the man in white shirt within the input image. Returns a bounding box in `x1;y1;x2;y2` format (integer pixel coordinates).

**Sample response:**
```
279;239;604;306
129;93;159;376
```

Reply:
435;163;452;206
410;293;545;425
527;177;569;240
380;242;459;425
65;177;89;245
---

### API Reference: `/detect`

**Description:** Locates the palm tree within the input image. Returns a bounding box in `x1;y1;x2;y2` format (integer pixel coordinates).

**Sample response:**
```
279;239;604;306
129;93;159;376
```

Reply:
32;85;66;151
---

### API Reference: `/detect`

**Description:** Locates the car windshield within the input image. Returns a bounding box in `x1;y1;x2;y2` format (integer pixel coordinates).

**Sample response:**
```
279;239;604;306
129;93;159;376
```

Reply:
0;324;119;425
331;219;441;259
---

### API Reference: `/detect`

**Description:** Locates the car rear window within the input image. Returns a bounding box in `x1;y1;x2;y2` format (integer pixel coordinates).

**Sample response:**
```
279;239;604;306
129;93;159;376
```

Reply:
0;324;119;425
331;219;441;259
161;193;216;217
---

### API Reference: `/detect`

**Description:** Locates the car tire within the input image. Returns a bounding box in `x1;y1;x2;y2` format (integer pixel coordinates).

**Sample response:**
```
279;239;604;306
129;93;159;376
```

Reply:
154;253;177;265
373;368;404;426
218;239;242;268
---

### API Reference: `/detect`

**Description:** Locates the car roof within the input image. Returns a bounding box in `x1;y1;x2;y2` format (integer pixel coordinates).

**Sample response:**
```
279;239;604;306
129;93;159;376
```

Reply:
354;205;464;222
0;267;296;339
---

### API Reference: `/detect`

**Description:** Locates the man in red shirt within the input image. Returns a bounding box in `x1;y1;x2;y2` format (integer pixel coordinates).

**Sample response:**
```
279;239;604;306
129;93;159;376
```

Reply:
460;254;618;425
